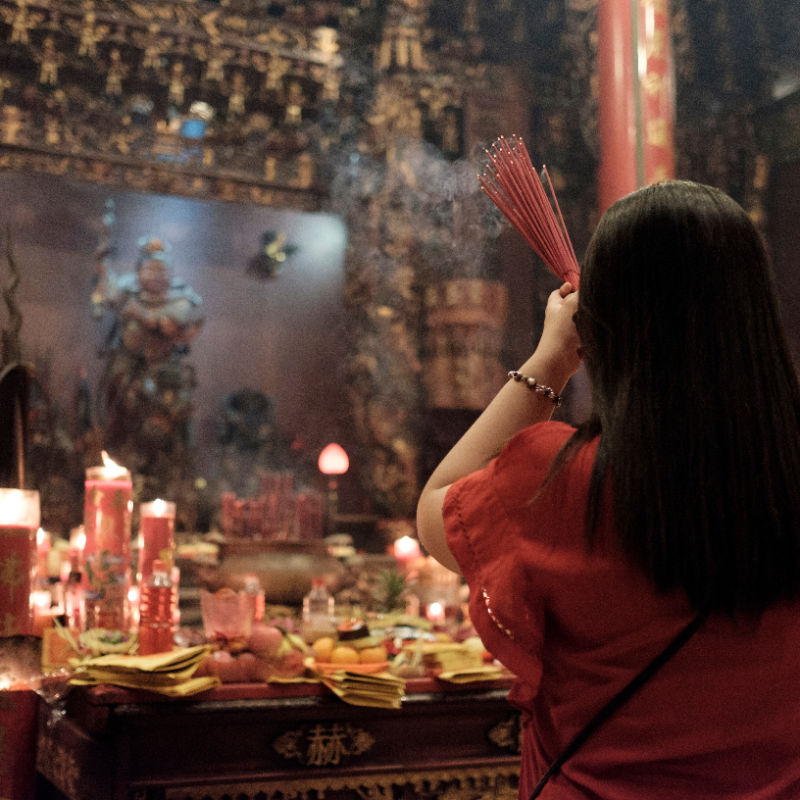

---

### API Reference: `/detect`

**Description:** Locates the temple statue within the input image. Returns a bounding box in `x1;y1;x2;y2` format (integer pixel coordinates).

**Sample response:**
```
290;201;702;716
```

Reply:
92;235;203;503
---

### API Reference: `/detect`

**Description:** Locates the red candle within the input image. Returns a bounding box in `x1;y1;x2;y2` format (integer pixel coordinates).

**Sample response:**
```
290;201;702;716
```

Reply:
137;499;176;583
0;489;40;636
83;455;132;631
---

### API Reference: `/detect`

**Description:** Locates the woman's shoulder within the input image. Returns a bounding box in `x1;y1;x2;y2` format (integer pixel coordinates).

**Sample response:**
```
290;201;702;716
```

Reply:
489;420;597;509
509;420;578;449
496;420;581;471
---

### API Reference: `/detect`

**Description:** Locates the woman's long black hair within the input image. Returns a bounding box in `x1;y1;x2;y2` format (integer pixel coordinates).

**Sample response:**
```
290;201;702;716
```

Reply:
570;180;800;616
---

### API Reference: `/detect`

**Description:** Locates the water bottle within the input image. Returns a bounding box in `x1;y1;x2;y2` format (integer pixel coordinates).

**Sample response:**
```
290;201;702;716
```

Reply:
244;574;265;624
301;577;335;643
138;559;175;655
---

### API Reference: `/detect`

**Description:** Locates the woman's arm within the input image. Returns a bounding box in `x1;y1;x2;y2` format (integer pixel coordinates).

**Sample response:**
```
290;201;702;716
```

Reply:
416;283;583;572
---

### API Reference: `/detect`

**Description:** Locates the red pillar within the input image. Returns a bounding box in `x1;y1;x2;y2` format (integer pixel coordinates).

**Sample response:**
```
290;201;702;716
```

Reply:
597;0;675;214
597;0;638;215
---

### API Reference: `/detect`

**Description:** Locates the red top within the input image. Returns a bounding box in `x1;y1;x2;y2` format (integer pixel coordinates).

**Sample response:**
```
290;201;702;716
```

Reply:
444;422;800;799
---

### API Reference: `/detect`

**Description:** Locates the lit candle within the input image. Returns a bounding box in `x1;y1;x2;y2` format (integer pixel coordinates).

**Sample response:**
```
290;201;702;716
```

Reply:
0;489;40;636
137;499;176;584
393;535;421;566
83;452;132;631
69;525;86;553
31;588;52;637
128;585;140;627
69;526;86;577
426;600;446;624
36;528;50;581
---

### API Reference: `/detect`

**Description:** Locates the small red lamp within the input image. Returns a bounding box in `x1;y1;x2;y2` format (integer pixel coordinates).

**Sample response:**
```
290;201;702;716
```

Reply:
318;443;349;536
318;443;349;476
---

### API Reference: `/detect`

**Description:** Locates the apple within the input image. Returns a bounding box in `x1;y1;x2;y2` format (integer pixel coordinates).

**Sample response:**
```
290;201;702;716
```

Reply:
248;624;283;658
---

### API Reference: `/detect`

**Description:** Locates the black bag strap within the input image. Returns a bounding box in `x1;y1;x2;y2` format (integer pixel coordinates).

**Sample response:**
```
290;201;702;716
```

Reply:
529;612;706;800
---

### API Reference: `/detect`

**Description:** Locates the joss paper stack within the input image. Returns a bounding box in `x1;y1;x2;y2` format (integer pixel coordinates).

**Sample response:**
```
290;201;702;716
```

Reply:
69;645;219;697
319;669;405;709
407;641;505;683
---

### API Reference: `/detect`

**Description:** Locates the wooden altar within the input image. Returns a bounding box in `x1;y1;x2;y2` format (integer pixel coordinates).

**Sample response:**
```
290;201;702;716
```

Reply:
35;677;522;800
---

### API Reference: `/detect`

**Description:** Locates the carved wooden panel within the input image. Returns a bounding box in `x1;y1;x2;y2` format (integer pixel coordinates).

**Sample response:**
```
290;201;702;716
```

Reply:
0;0;348;208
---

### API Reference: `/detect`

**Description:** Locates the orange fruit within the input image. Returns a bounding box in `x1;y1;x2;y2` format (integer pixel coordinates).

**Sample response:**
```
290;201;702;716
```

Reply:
329;645;359;664
312;636;336;662
358;645;388;664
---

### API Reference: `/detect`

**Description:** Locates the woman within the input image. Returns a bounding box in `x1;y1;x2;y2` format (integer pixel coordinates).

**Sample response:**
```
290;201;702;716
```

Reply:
417;180;800;799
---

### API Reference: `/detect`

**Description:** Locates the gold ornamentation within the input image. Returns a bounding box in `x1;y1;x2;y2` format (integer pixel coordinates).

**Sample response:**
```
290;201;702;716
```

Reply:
0;1;340;204
1;549;24;601
37;35;62;85
164;764;519;800
313;26;339;60
273;722;374;767
646;117;670;149
76;4;109;59
36;732;81;798
488;713;523;754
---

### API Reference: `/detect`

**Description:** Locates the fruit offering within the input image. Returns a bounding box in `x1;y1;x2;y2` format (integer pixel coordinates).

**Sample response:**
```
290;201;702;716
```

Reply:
311;621;389;668
195;623;310;683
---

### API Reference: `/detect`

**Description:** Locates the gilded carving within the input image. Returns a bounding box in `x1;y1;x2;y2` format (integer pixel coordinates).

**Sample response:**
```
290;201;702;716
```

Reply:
4;0;45;46
273;722;375;767
76;4;108;59
378;0;430;72
0;0;344;206
164;765;519;800
36;733;81;798
488;713;522;754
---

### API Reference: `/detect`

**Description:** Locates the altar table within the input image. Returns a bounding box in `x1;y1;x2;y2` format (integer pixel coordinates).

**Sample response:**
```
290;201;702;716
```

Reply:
35;677;521;800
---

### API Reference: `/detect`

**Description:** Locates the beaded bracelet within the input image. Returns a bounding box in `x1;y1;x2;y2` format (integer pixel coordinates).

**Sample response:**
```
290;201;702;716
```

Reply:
508;370;563;407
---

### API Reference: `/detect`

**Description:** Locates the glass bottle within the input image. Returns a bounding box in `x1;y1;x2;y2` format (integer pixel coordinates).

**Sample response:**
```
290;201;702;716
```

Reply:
244;574;265;624
301;577;335;642
138;559;175;655
64;548;84;631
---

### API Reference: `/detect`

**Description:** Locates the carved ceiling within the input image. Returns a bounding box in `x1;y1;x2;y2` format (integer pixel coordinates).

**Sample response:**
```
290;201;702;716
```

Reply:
0;0;356;208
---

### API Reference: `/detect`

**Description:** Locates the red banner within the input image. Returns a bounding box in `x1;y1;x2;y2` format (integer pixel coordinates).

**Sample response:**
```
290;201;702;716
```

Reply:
637;0;675;184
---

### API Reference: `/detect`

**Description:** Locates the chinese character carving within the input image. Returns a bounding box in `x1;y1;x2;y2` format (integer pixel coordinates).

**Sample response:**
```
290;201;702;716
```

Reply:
273;722;375;767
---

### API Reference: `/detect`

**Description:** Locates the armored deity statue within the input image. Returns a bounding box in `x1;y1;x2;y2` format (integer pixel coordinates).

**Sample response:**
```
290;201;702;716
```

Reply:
92;235;204;494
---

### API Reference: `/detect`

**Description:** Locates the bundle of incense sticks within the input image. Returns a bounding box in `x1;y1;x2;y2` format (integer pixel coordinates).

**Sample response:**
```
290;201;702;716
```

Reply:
479;135;580;288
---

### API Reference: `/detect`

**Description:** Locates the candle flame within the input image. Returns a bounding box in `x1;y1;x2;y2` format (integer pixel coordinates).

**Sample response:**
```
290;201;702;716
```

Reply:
31;588;51;610
393;535;421;561
0;488;40;527
427;601;445;622
151;498;168;516
100;450;129;478
72;528;86;551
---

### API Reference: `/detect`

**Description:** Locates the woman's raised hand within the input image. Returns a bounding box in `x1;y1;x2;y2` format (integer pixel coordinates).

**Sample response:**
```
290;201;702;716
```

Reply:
534;282;583;382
